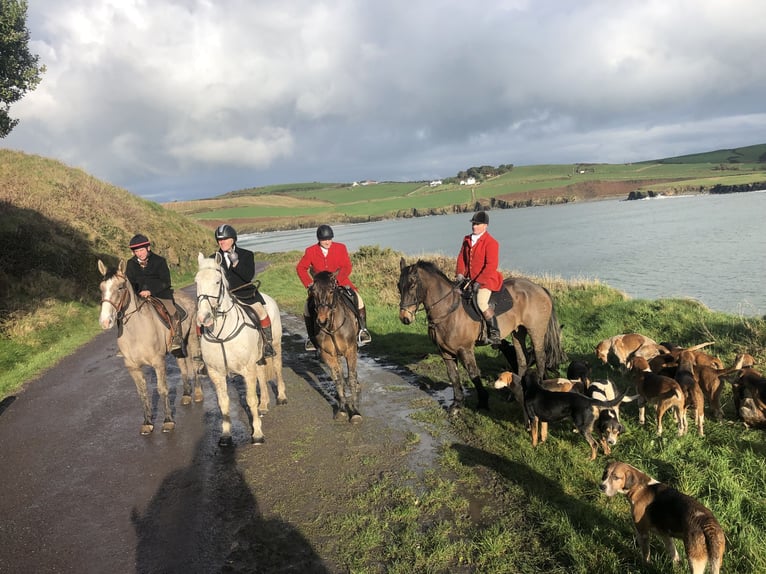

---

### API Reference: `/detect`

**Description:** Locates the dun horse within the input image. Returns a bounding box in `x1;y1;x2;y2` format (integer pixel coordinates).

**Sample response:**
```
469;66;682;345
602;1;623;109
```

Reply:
308;270;363;422
398;258;567;414
98;259;203;435
195;253;287;446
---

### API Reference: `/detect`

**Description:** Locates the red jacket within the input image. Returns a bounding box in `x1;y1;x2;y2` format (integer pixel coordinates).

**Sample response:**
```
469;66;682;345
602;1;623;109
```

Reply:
296;242;357;290
456;231;504;291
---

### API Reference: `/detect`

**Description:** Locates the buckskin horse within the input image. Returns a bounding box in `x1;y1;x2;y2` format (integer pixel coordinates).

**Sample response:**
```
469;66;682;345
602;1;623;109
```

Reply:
98;259;203;435
195;253;287;446
308;270;363;422
397;258;567;414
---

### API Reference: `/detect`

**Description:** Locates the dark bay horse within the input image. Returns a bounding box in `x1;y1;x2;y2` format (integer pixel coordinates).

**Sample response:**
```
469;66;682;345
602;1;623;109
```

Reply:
309;270;362;422
98;259;203;435
397;258;567;414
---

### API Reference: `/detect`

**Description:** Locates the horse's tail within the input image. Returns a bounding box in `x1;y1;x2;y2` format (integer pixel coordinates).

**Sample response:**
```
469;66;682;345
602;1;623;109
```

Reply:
543;293;568;371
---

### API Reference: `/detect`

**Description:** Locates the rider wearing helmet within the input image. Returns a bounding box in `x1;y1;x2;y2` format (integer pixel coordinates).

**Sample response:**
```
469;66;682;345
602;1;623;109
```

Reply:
296;224;372;350
213;224;275;357
456;211;504;345
125;234;187;357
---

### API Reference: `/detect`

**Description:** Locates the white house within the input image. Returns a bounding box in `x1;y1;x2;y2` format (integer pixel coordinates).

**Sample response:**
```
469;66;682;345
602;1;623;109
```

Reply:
460;177;477;186
429;180;442;187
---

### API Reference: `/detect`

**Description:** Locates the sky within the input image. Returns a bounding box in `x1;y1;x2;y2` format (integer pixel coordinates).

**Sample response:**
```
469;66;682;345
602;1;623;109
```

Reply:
5;0;766;203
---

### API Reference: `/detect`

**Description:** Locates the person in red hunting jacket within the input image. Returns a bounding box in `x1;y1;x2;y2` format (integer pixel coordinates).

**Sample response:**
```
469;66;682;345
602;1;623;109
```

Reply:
296;224;372;351
456;211;504;345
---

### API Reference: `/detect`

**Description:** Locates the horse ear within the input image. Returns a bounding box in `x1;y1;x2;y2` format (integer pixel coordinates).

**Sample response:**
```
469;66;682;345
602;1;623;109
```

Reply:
215;252;223;265
198;252;205;266
97;259;107;276
118;258;126;274
400;257;406;270
333;269;340;279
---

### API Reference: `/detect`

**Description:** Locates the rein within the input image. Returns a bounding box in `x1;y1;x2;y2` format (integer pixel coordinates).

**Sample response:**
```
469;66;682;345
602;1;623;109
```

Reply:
197;268;258;344
101;272;144;324
401;269;460;326
312;282;351;354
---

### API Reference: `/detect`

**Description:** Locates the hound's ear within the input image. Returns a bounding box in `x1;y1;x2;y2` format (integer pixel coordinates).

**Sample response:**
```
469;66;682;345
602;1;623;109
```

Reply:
622;468;636;490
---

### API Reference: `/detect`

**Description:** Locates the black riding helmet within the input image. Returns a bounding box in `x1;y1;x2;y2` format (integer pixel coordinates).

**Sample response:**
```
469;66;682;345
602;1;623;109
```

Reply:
316;224;334;240
215;224;237;241
129;234;151;250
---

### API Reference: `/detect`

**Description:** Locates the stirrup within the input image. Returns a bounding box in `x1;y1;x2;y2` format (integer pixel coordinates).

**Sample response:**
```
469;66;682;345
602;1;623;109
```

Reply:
170;339;187;358
262;341;276;358
305;339;317;352
357;329;372;347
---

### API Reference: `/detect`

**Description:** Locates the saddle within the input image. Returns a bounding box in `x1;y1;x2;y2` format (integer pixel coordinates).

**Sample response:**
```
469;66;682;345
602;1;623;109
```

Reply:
458;280;514;322
148;297;188;329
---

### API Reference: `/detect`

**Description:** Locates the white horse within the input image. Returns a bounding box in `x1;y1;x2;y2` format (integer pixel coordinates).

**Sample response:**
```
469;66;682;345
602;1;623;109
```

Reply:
98;259;203;435
195;252;286;446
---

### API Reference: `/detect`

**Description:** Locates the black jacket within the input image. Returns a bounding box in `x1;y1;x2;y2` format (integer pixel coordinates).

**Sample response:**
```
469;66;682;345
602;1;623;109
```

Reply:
125;251;174;300
213;246;260;304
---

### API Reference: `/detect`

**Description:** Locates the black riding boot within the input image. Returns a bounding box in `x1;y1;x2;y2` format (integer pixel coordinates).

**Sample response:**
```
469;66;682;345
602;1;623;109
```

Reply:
170;313;187;358
357;306;372;347
483;309;502;346
303;315;317;352
261;324;276;358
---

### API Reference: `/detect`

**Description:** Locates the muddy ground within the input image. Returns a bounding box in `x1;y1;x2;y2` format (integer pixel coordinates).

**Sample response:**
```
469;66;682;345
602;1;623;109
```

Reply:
0;294;455;573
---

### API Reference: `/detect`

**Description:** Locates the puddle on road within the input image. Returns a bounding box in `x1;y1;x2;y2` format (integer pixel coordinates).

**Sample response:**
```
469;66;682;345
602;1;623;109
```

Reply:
279;313;463;476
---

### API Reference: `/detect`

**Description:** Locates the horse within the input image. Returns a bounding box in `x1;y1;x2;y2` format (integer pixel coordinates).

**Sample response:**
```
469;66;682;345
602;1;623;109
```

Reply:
195;252;287;446
308;270;363;422
97;259;203;435
397;258;567;414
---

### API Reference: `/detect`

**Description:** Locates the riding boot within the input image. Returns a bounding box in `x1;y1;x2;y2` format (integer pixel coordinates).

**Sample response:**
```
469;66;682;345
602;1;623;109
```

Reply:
482;309;502;346
260;324;276;358
357;306;372;347
170;313;187;358
303;315;317;352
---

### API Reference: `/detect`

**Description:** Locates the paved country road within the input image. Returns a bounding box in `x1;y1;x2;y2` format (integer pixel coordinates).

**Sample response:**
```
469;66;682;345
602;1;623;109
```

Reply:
0;286;447;573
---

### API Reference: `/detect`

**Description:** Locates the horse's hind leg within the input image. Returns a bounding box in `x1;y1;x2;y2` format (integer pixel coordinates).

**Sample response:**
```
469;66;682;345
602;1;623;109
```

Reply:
271;347;288;406
153;359;175;433
127;366;154;435
245;365;267;444
458;349;488;410
178;356;202;406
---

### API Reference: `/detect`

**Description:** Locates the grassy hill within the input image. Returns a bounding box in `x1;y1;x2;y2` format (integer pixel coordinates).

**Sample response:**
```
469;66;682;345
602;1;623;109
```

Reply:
0;149;214;392
165;143;766;232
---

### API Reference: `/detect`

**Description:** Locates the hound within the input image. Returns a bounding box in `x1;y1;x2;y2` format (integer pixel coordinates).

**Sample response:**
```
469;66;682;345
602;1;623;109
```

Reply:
595;333;666;367
629;356;687;436
600;461;725;574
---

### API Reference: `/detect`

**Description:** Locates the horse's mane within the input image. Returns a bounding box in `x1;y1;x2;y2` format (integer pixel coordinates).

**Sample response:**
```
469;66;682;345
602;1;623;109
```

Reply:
415;260;452;283
102;266;120;281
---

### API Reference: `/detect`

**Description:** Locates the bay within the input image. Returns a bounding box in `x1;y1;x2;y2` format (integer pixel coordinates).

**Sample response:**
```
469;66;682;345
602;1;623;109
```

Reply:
239;191;766;316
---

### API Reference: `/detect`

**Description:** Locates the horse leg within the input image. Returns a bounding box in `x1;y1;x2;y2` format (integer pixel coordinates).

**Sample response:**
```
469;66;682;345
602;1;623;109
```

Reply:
512;334;529;378
177;356;201;406
457;348;488;410
345;352;362;424
127;366;154;435
256;363;272;415
442;355;464;416
271;347;288;406
245;365;267;444
208;369;234;447
152;359;175;433
529;329;548;381
322;351;348;420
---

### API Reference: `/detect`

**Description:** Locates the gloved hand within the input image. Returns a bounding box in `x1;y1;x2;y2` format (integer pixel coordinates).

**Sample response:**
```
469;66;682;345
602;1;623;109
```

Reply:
227;250;239;266
471;281;480;292
455;274;465;283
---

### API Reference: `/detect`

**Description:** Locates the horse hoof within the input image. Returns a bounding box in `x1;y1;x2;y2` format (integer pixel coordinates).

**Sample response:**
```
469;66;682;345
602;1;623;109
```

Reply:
334;410;349;421
140;425;154;435
181;395;192;406
350;413;363;424
194;392;204;403
218;436;234;448
277;398;288;406
448;404;462;417
251;436;265;445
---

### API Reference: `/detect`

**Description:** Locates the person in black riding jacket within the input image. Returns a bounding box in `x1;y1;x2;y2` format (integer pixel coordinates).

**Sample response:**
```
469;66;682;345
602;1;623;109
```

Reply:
212;224;275;357
125;234;186;357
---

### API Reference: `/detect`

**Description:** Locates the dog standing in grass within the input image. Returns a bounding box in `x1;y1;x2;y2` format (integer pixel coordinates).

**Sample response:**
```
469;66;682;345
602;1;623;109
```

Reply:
600;461;725;574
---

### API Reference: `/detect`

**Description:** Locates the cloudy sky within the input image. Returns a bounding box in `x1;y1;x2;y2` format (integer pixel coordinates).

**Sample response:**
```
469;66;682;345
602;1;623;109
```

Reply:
5;0;766;202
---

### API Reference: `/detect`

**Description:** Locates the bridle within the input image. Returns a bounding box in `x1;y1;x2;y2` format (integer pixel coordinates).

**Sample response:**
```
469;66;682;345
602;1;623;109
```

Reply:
100;272;137;322
311;277;349;333
196;266;253;343
399;266;460;325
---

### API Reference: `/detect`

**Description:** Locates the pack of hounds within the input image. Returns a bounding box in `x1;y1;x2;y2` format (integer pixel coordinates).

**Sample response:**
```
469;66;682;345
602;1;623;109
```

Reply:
493;332;766;574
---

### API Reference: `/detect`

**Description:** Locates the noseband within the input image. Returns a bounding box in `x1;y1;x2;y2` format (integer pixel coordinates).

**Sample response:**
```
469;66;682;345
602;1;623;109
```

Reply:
101;272;131;319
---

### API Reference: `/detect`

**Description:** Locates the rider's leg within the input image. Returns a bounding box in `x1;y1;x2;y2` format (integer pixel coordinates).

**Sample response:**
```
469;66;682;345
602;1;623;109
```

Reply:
251;301;275;358
355;291;372;347
163;298;187;358
303;299;317;351
478;288;502;345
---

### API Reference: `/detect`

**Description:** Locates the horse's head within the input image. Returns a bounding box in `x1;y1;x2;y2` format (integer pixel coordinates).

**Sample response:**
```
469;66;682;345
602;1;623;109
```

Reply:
98;258;130;330
309;270;339;326
397;257;420;325
195;252;228;329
